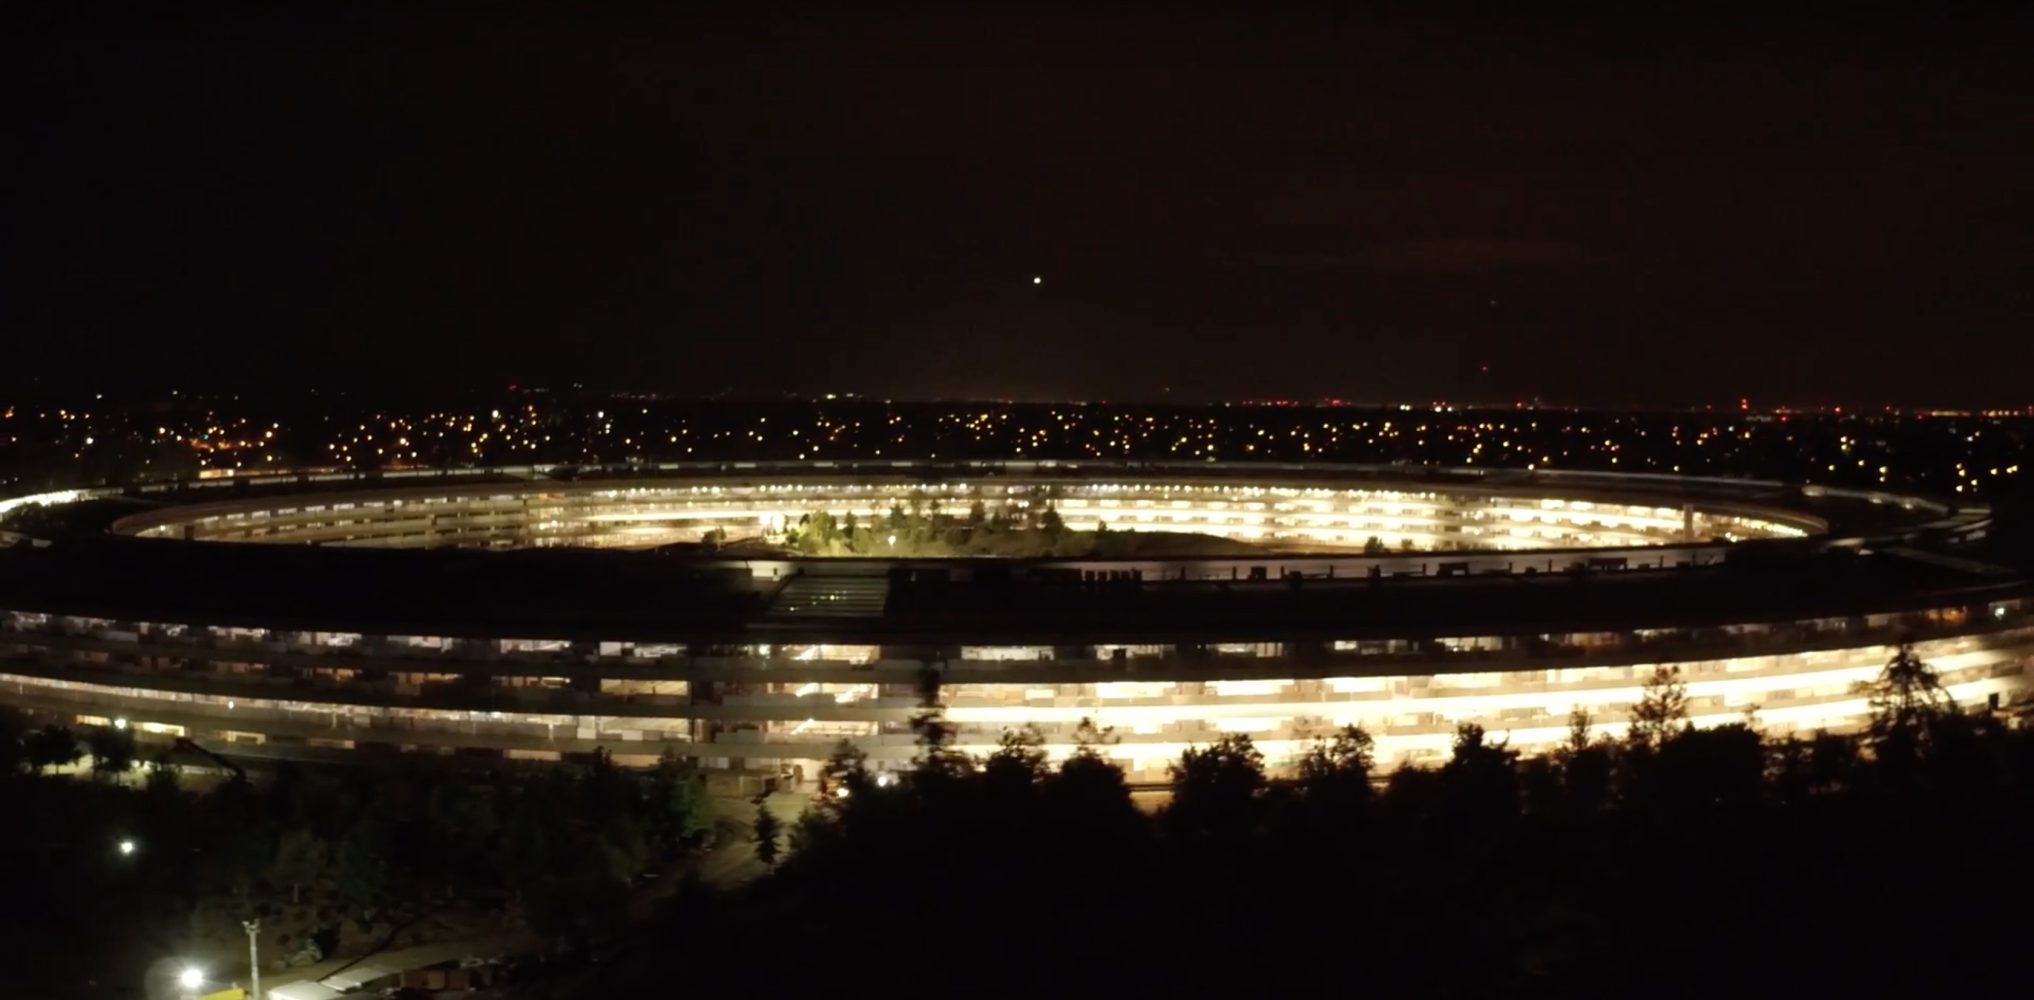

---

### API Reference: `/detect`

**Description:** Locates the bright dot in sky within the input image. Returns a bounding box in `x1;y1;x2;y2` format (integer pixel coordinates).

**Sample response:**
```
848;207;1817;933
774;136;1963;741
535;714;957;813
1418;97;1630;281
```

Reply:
1032;276;1042;285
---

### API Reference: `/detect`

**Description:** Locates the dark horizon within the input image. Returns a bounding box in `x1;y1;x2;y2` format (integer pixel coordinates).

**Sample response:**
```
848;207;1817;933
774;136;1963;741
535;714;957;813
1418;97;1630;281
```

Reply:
5;372;2033;413
11;6;2034;406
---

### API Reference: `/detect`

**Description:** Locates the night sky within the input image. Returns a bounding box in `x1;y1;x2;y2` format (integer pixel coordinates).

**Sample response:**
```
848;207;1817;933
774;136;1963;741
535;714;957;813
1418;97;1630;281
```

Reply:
10;6;2034;405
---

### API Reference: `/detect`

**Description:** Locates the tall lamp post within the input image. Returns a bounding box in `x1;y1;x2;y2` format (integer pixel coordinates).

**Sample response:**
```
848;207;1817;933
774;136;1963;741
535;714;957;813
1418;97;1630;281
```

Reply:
242;918;262;1000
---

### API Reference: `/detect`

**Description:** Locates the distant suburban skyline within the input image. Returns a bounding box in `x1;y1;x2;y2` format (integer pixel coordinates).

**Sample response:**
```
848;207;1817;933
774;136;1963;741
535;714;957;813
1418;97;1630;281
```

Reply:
12;7;2034;405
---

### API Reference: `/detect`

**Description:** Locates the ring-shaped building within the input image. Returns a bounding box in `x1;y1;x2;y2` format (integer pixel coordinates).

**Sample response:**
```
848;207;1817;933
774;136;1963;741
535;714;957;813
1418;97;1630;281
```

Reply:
1;461;2026;781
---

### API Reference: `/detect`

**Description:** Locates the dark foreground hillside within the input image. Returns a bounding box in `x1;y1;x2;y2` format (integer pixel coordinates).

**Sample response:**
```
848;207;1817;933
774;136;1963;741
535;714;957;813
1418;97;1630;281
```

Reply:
0;653;2023;998
563;659;2030;999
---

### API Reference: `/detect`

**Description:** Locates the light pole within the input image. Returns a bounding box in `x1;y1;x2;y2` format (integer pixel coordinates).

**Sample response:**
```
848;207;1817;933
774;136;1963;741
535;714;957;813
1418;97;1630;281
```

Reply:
242;918;261;1000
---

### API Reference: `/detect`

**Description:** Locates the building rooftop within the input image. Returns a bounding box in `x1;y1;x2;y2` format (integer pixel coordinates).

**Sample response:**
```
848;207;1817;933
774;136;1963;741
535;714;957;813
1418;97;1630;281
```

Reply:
1;464;2020;643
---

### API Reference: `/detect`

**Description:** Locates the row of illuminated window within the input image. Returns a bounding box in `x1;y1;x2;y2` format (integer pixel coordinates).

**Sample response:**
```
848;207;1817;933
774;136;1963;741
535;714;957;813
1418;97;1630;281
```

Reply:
5;603;2024;669
7;657;2025;776
11;636;2027;728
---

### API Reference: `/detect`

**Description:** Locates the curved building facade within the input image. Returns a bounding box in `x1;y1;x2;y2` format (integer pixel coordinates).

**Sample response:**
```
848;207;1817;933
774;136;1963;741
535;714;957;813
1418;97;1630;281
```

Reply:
1;461;2026;781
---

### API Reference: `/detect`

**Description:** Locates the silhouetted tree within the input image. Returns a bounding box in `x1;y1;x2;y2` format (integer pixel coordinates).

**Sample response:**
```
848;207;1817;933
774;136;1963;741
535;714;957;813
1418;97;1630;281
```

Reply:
982;725;1049;800
86;725;137;778
1562;707;1597;755
1805;730;1861;796
424;780;499;896
1857;644;1955;764
497;793;556;907
23;724;81;774
143;750;180;798
1440;722;1519;822
1297;725;1376;802
269;829;330;905
1518;756;1563;816
334;816;391;928
0;710;25;775
1043;721;1142;844
1649;723;1765;817
1167;734;1266;837
1548;708;1615;813
910;709;976;790
1309;724;1377;775
1628;666;1690;748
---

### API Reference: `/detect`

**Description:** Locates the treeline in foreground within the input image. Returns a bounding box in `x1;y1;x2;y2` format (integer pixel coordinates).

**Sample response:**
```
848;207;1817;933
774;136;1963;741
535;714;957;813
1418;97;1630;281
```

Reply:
589;650;2031;998
0;729;712;998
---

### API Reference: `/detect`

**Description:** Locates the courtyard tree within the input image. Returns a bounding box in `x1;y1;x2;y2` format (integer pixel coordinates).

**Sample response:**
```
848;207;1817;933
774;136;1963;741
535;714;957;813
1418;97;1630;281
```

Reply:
753;801;782;867
1040;505;1067;542
819;739;874;801
646;748;713;851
